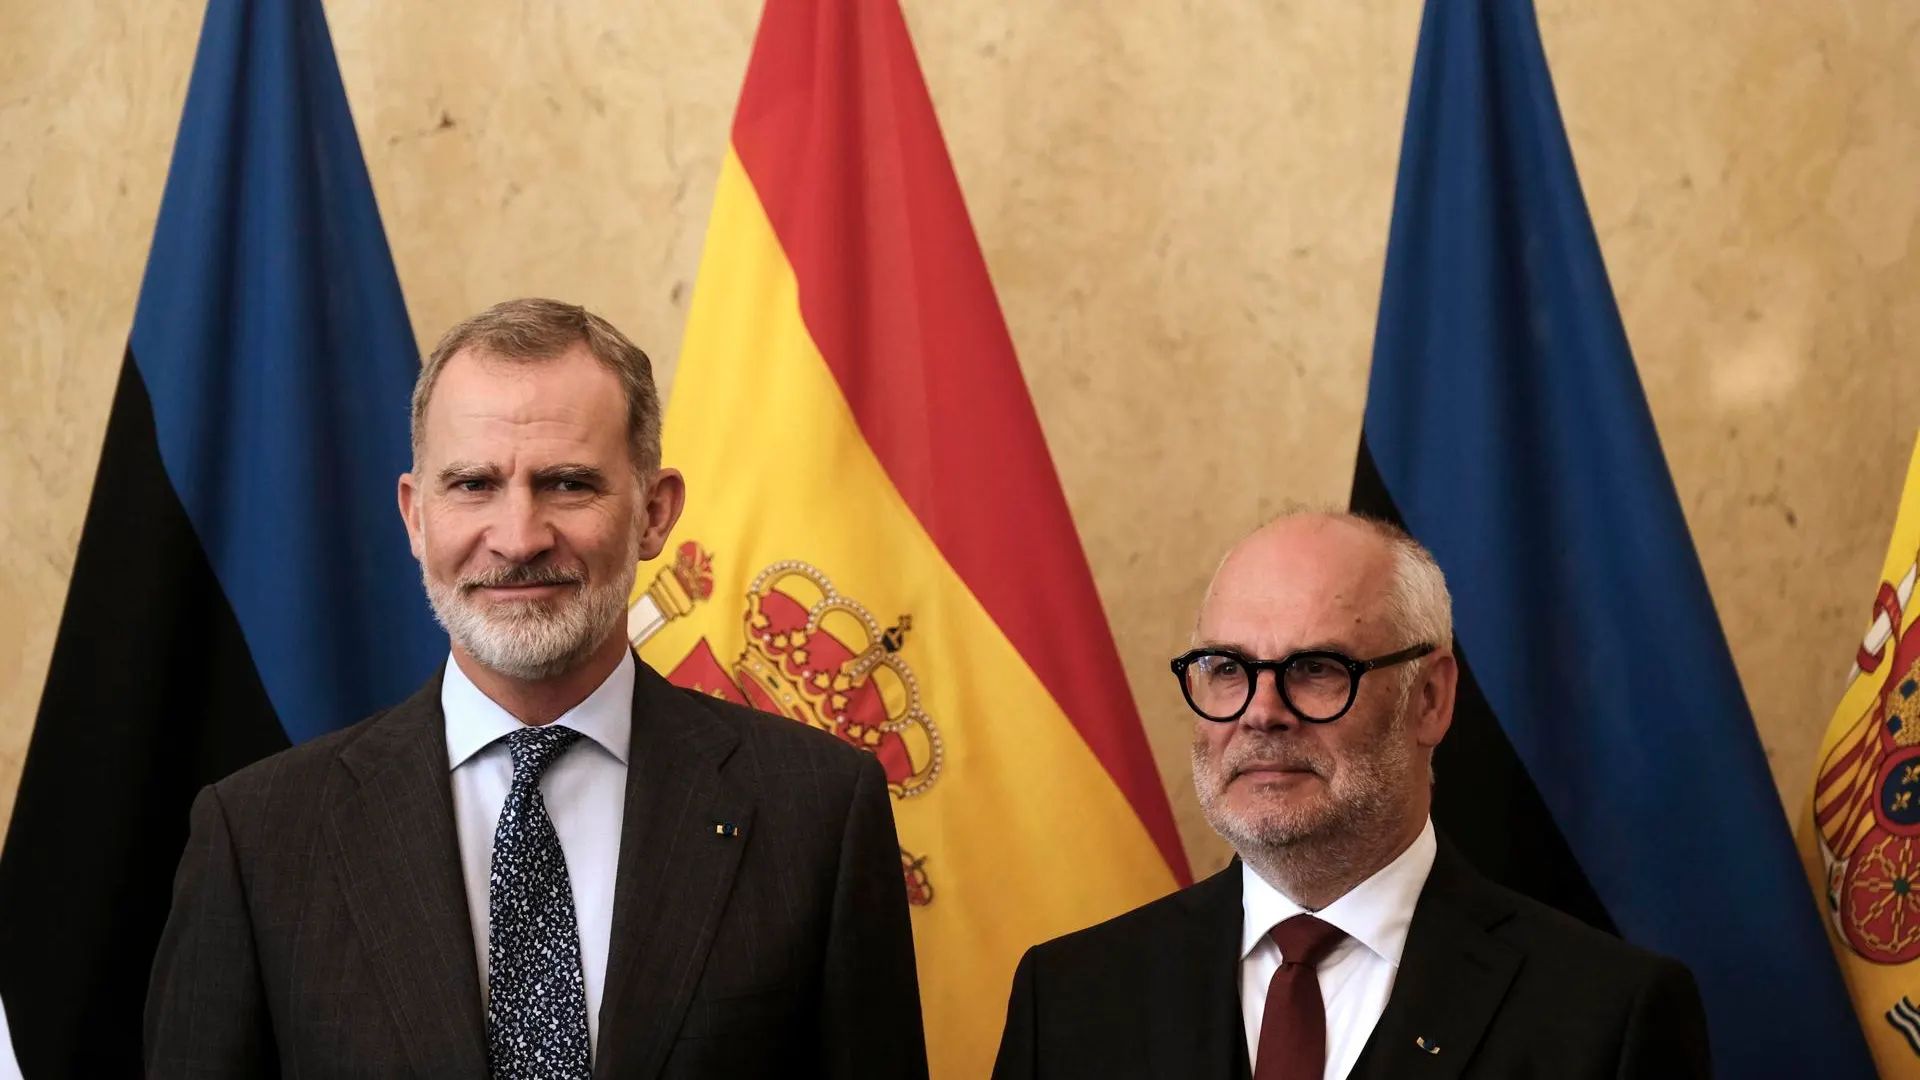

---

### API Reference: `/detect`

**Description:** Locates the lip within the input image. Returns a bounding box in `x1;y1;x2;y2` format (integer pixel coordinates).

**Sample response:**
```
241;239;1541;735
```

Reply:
1232;763;1319;781
473;583;574;600
1236;761;1312;774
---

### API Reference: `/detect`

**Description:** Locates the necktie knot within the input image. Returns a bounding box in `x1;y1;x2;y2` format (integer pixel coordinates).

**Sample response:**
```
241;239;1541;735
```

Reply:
507;724;583;784
1269;913;1346;968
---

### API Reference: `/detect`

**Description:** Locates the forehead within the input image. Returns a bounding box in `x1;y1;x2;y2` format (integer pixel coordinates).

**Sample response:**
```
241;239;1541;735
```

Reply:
421;344;626;454
1196;519;1395;652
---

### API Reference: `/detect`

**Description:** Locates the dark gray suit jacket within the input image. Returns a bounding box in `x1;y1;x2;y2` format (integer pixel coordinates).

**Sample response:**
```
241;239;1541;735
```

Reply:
992;843;1709;1080
145;660;928;1079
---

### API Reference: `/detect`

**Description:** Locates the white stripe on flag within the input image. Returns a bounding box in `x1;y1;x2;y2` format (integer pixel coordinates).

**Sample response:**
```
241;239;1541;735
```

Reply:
0;994;21;1080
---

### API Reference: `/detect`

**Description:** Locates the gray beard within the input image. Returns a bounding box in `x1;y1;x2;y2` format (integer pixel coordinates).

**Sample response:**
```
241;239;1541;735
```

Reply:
423;555;638;682
1193;700;1420;905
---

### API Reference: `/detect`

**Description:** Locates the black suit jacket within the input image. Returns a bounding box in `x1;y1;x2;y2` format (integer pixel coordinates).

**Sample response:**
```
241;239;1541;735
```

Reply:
145;661;928;1079
993;842;1709;1079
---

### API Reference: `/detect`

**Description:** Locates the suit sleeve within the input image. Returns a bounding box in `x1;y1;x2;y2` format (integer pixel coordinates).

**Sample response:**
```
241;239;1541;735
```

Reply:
819;752;929;1080
145;784;275;1079
990;948;1039;1080
1615;957;1710;1079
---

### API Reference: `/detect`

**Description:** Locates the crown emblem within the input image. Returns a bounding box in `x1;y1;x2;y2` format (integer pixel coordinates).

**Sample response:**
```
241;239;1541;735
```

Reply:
630;542;945;903
737;560;944;798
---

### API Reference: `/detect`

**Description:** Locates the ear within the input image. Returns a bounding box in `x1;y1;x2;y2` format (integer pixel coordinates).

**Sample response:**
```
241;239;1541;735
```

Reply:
634;467;687;562
397;470;426;561
1410;650;1459;750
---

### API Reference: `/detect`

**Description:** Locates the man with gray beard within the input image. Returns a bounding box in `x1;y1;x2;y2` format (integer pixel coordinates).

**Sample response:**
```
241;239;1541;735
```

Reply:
992;512;1708;1080
146;299;928;1080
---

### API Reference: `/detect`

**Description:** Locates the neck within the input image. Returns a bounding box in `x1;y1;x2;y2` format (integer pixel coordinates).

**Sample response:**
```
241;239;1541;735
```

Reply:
1242;804;1427;911
452;628;629;726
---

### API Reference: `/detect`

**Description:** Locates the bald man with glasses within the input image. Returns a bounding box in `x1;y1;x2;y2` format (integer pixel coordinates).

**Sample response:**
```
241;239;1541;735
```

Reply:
992;512;1709;1080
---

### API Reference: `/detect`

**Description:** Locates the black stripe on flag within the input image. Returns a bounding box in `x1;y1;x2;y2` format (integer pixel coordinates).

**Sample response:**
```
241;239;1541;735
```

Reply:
0;353;291;1077
1351;435;1617;935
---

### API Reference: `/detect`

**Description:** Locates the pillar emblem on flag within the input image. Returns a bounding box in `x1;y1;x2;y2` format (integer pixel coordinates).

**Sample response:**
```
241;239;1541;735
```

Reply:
628;541;944;905
1814;547;1920;963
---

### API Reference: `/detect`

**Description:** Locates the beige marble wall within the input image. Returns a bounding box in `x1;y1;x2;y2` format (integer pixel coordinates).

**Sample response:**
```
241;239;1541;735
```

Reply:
2;0;1915;877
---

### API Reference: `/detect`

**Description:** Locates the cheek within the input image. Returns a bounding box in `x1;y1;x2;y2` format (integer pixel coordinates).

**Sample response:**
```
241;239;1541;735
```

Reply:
419;506;484;571
559;507;638;568
1192;723;1230;759
1323;714;1399;773
1192;727;1246;791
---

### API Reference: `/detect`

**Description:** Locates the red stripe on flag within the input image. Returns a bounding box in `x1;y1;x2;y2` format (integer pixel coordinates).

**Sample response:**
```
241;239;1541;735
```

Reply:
729;0;1190;884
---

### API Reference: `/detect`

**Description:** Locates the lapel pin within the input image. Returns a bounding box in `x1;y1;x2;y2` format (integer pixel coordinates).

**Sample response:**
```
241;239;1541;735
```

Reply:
1415;1036;1441;1055
714;822;742;838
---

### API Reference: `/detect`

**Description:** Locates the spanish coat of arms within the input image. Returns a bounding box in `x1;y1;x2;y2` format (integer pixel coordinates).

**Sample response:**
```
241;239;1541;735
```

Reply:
1814;546;1920;963
627;542;942;906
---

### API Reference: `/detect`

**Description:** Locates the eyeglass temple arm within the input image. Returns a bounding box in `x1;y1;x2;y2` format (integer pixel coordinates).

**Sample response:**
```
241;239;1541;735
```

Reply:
1358;642;1436;672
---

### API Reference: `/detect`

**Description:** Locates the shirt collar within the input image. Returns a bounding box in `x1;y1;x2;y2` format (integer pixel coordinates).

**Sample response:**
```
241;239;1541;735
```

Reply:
1239;817;1437;966
442;650;635;770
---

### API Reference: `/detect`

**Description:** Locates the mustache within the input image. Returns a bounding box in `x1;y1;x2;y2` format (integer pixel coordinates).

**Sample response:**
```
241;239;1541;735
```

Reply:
458;563;585;591
1216;737;1333;780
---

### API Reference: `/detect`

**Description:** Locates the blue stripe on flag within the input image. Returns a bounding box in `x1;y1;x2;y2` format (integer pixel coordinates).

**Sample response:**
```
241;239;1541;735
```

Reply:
126;0;441;742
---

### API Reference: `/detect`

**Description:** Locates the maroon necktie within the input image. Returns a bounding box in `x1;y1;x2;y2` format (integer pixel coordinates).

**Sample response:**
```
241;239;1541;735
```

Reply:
1253;914;1348;1080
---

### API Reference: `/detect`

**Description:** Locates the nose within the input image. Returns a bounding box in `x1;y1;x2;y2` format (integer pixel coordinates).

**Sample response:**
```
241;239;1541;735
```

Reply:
1238;667;1297;733
487;483;556;564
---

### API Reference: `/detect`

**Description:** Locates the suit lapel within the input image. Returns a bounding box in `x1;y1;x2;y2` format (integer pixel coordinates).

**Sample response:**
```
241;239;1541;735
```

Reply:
1350;842;1521;1080
324;672;490;1077
594;661;751;1080
1148;864;1253;1080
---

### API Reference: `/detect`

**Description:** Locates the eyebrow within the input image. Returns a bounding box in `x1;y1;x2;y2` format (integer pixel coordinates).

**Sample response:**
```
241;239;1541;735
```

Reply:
437;461;501;486
435;461;610;488
532;463;606;486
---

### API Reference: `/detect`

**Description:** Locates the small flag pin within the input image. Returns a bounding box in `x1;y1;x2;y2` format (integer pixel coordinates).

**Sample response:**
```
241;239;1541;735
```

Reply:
714;822;742;838
1415;1036;1441;1055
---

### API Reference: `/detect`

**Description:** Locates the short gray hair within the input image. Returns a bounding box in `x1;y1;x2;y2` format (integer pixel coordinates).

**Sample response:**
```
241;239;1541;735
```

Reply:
1334;513;1453;701
1213;506;1454;672
1362;517;1453;655
411;298;662;477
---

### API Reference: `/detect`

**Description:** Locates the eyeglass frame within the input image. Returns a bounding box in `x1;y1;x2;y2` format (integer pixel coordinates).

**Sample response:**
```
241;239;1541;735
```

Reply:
1168;643;1437;724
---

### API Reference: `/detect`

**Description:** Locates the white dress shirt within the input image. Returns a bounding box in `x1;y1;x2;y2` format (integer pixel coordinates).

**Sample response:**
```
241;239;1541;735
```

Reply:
1239;818;1437;1080
445;651;633;1059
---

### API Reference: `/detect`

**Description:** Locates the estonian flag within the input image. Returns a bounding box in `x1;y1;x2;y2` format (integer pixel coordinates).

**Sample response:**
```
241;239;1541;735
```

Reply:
0;0;442;1072
1350;0;1875;1073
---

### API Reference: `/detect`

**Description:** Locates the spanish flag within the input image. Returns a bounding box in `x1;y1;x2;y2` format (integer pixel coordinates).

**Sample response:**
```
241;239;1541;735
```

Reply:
1802;429;1920;1075
628;1;1188;1074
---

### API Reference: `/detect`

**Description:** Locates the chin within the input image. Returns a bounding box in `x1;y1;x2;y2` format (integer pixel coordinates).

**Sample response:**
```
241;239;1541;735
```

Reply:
1228;770;1327;801
1219;797;1335;848
475;588;573;614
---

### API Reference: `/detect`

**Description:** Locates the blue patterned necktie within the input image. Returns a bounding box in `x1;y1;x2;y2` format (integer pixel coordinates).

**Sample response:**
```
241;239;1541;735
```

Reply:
487;725;592;1079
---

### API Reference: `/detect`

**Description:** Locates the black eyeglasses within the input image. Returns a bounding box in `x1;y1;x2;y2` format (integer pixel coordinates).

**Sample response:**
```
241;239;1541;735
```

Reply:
1169;643;1436;723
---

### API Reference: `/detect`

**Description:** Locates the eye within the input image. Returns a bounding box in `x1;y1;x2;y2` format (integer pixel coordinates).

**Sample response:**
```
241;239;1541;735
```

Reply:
454;478;490;493
1198;654;1244;678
